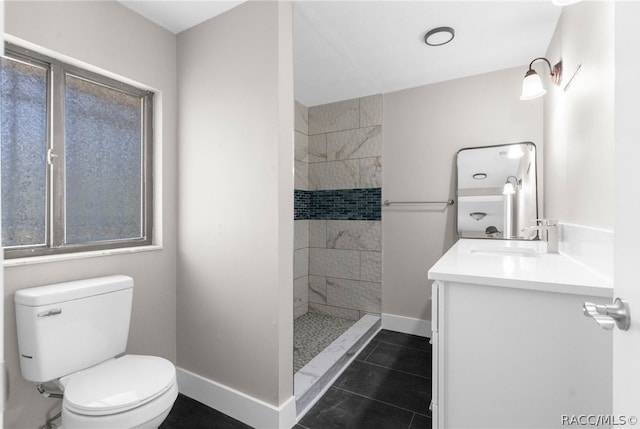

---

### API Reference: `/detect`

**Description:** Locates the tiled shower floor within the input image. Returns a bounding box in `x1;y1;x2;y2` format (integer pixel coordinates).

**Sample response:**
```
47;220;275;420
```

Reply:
294;312;355;373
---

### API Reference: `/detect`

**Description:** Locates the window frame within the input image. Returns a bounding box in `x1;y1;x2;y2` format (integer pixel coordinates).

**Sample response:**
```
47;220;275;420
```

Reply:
2;42;154;259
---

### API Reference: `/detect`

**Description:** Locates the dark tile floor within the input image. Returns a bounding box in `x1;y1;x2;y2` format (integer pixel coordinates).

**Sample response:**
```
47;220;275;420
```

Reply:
160;330;431;429
160;394;253;429
297;329;432;429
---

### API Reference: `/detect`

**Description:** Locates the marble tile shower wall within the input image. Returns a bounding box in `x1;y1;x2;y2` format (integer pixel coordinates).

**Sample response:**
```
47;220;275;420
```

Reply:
294;102;310;319
294;95;383;322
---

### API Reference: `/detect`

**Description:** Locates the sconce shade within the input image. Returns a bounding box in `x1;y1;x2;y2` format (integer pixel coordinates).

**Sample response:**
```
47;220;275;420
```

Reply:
507;145;524;159
503;182;516;195
503;176;519;195
520;58;562;101
520;69;546;100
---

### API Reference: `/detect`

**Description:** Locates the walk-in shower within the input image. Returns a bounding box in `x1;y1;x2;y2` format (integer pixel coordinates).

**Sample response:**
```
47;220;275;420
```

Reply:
292;96;383;416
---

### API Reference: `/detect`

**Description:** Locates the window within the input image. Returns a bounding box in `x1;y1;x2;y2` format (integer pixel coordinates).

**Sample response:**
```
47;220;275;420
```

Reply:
1;43;153;258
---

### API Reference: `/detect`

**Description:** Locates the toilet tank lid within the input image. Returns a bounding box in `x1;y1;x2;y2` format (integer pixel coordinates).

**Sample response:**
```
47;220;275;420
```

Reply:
15;275;133;307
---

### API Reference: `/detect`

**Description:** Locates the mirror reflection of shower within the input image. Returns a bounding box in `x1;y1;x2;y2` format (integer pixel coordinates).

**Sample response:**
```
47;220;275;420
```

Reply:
456;142;538;239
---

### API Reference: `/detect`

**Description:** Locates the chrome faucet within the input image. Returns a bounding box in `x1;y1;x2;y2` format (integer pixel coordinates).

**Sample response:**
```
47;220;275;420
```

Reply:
522;219;558;253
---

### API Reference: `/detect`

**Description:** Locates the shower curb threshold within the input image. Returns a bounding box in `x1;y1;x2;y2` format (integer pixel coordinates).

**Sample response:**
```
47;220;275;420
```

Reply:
293;314;381;421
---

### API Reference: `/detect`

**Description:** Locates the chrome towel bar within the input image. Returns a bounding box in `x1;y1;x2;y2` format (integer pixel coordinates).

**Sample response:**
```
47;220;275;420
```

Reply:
383;199;455;206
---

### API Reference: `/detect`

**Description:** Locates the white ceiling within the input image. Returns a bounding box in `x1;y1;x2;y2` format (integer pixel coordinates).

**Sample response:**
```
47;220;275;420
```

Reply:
118;1;562;107
119;1;245;34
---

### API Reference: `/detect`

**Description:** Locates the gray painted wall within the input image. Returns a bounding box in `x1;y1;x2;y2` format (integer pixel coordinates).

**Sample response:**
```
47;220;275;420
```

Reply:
176;1;294;406
3;2;178;428
382;67;544;321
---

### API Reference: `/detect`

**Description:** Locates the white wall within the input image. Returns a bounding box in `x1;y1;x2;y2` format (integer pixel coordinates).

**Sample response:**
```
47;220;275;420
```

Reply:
382;67;543;321
543;1;614;229
3;2;178;428
177;0;294;409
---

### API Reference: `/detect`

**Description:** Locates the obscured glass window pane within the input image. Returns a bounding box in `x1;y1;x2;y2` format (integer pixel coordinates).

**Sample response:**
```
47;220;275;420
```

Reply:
64;74;143;244
0;57;48;247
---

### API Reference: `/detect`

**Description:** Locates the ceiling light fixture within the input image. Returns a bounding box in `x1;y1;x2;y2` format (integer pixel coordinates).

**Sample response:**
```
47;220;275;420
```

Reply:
424;27;455;47
520;57;563;100
469;212;487;221
472;173;487;180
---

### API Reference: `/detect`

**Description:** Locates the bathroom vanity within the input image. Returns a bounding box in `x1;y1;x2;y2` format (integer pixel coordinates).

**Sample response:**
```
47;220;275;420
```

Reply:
428;239;613;429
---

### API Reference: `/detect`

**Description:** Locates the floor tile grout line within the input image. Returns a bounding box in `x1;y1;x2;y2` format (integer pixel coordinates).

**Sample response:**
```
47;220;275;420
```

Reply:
375;338;432;353
360;339;380;361
408;412;416;429
358;357;432;380
332;386;431;417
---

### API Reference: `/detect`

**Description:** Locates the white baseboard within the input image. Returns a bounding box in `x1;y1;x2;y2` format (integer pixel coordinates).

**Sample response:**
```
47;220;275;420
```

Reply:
381;313;431;337
176;367;296;429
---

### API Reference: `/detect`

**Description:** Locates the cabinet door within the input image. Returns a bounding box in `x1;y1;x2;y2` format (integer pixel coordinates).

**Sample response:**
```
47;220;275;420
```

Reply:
442;282;611;428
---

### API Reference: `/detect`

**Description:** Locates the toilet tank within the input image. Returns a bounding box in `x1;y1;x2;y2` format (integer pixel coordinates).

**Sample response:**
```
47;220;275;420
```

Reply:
14;275;134;383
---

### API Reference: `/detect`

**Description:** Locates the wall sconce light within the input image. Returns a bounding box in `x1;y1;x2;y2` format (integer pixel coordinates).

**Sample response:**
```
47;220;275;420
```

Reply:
502;176;521;195
520;57;563;100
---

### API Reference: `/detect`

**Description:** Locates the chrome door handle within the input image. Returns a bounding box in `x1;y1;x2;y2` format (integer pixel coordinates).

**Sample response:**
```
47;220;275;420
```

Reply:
583;298;631;331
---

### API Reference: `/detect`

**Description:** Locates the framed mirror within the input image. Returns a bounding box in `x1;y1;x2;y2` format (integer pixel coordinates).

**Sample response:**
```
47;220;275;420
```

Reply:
456;142;538;239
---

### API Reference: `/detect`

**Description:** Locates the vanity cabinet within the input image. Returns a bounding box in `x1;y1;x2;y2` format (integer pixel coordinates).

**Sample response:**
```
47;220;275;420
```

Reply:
428;240;613;429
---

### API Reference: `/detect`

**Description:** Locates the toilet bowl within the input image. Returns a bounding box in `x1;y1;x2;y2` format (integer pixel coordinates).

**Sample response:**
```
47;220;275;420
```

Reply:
60;355;178;429
14;275;178;429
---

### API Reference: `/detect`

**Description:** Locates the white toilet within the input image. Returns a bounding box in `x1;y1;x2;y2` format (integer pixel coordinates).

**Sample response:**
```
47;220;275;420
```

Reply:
15;275;178;429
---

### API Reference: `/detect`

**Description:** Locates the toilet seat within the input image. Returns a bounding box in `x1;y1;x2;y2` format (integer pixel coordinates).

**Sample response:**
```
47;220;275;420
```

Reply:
61;355;176;416
62;379;178;429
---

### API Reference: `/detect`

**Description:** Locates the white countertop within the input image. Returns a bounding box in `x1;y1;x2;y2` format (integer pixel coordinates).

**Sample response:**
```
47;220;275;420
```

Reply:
428;238;613;297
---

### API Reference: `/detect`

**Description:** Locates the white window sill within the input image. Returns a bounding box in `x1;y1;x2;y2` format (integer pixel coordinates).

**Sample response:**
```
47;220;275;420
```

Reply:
3;245;163;267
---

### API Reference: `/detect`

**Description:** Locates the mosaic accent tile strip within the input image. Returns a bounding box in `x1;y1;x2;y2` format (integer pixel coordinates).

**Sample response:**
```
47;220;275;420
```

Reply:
294;190;311;220
294;188;381;221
